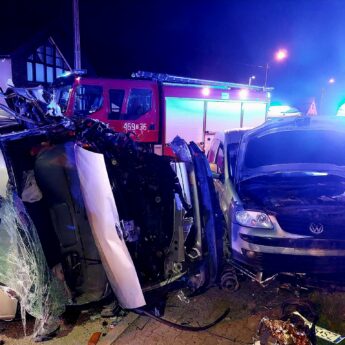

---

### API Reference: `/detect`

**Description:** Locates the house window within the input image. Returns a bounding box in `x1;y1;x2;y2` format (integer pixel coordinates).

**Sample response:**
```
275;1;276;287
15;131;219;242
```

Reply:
47;66;54;83
26;41;69;83
56;68;64;78
35;63;44;82
27;62;33;81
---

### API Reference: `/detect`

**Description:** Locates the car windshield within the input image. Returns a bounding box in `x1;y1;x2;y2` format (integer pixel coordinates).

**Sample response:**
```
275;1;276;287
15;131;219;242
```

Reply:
243;130;345;169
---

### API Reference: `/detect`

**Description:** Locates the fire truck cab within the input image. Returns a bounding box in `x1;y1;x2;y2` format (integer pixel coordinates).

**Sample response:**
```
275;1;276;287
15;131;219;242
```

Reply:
53;71;272;155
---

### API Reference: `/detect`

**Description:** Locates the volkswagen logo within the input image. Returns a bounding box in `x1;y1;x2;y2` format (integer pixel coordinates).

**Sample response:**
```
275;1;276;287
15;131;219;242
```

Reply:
309;223;324;235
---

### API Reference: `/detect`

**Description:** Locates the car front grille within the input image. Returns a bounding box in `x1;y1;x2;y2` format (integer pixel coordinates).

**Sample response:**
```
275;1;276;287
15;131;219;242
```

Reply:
276;211;345;239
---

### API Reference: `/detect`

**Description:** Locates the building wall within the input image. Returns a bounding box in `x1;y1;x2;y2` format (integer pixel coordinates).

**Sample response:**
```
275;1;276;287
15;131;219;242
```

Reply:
10;36;71;88
0;58;12;92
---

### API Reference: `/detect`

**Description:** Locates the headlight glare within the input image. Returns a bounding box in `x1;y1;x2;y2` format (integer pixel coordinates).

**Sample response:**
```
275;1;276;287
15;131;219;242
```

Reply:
235;210;273;229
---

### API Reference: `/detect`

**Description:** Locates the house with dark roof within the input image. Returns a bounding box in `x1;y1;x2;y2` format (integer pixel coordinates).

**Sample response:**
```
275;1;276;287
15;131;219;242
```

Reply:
0;33;71;92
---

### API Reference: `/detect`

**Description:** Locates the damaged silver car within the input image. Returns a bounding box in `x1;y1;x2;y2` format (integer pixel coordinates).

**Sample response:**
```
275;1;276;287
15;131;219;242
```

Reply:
208;116;345;278
0;92;224;341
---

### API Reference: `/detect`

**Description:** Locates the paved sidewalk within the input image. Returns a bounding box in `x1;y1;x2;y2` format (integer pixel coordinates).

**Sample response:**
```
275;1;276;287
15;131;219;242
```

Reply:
1;279;345;344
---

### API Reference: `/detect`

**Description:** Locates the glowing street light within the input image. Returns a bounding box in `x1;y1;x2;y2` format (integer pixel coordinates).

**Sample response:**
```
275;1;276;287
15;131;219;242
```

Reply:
328;77;335;84
275;49;288;61
264;48;288;89
248;75;256;86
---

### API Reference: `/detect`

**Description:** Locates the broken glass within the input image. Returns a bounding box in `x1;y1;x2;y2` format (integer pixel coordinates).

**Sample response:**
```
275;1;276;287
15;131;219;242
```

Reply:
0;188;67;337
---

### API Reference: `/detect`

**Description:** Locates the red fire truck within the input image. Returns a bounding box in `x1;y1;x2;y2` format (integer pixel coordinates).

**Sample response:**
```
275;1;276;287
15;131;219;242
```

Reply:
53;71;272;155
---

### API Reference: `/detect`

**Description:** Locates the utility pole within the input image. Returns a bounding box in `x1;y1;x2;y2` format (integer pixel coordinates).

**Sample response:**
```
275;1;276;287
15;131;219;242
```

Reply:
264;63;269;89
73;0;81;70
319;87;325;116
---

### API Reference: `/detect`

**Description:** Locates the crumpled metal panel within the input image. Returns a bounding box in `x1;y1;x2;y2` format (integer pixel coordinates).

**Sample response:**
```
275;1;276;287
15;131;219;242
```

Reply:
74;145;146;309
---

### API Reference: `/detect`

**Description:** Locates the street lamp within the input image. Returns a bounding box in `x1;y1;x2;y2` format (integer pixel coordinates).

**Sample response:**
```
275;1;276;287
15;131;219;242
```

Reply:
264;49;288;89
320;77;336;115
275;49;288;61
248;75;256;86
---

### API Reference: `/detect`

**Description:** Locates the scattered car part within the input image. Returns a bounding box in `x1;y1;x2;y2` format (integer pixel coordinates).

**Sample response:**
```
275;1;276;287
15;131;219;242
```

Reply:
228;259;278;287
220;265;239;291
176;289;190;304
259;299;344;345
292;312;345;344
257;316;312;345
88;332;102;345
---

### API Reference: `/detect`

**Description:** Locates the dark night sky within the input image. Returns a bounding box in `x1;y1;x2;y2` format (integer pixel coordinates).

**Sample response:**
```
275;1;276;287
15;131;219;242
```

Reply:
2;0;345;112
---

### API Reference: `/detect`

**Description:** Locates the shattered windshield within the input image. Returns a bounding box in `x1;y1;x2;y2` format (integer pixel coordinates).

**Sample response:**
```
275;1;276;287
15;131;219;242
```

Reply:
243;130;345;169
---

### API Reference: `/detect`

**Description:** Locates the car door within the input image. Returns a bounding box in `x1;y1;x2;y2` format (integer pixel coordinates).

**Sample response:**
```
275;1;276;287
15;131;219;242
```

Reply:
213;143;228;216
207;138;228;216
171;137;224;286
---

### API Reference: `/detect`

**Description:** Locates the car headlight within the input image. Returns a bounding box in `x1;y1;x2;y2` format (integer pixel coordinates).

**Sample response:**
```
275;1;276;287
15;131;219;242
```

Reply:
235;210;273;229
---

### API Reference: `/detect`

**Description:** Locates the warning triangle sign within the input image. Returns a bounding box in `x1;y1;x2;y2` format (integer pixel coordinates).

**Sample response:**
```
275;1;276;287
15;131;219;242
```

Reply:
306;99;317;116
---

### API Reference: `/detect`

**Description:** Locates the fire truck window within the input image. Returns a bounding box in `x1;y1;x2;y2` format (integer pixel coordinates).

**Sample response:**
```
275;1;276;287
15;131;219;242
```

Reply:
216;145;224;174
108;89;125;120
126;89;152;119
74;85;103;117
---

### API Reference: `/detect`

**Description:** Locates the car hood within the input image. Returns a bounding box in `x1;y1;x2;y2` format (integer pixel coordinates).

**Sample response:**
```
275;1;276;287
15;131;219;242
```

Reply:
238;172;345;211
238;172;345;239
235;116;345;183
